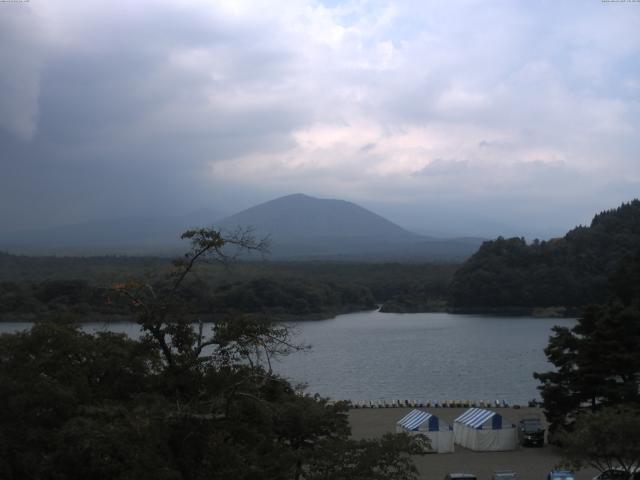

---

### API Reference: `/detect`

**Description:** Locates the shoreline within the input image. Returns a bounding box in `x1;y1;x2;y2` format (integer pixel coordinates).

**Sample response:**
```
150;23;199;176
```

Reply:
346;399;538;409
0;305;582;323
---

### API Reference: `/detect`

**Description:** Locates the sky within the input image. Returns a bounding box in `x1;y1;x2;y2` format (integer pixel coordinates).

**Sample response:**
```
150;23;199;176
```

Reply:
1;0;639;239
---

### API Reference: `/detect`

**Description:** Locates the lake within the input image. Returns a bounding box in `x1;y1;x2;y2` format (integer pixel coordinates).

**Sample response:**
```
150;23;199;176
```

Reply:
0;310;574;404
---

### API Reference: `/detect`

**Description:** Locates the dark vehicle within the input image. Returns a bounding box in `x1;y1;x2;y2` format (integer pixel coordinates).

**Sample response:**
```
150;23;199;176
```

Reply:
547;471;575;480
492;470;520;480
518;417;545;447
444;474;477;480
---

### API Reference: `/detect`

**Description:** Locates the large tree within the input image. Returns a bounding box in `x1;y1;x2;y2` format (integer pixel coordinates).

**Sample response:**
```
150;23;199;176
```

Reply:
534;253;640;436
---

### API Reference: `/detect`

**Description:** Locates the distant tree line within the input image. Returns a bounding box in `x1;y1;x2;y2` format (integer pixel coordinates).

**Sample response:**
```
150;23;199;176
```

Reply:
0;277;375;321
449;200;640;311
0;251;167;282
210;278;375;317
0;257;457;320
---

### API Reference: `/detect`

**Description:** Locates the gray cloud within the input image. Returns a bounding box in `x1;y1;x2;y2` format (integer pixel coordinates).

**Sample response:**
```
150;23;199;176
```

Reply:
0;0;639;238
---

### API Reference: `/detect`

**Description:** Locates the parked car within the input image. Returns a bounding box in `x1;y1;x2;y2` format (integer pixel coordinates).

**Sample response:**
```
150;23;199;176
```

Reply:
492;470;520;479
547;471;575;480
518;417;545;447
592;467;640;480
444;474;477;480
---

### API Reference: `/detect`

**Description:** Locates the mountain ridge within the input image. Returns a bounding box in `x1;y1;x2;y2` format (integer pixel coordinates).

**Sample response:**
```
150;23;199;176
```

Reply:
217;193;423;242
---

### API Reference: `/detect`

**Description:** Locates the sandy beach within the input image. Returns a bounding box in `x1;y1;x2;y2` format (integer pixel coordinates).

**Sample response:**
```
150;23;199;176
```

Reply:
349;407;599;480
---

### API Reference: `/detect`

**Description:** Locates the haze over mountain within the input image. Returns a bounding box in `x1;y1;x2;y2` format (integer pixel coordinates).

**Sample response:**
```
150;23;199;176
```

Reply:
0;209;225;256
219;194;420;242
0;194;483;260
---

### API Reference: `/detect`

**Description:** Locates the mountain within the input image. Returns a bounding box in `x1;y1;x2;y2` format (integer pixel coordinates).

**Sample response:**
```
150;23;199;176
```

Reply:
216;194;482;260
0;209;225;255
449;199;640;311
218;193;419;241
0;194;484;260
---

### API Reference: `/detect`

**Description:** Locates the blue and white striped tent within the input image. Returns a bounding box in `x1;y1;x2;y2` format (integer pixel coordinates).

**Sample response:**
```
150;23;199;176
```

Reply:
453;408;516;451
397;409;440;432
455;408;502;430
396;409;454;453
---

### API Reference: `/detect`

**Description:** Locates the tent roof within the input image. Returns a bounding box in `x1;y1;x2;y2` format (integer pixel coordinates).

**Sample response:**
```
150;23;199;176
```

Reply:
397;409;434;430
454;408;500;428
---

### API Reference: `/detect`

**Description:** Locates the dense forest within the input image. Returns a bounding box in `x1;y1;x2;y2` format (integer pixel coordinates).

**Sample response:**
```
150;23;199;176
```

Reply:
449;200;640;312
0;254;456;320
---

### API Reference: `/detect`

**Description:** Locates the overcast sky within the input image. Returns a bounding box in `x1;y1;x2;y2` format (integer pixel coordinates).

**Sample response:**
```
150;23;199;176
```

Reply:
1;0;639;238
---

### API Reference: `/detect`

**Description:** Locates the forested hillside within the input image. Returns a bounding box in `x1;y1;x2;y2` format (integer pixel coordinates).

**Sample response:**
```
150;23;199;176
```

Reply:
449;200;640;311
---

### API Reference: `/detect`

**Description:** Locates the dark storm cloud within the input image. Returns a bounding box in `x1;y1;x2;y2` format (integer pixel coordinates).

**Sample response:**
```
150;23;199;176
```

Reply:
0;1;313;230
0;6;44;139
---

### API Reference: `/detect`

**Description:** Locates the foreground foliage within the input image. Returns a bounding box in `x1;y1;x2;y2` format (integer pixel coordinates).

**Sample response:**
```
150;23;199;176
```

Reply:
0;229;420;480
558;406;640;474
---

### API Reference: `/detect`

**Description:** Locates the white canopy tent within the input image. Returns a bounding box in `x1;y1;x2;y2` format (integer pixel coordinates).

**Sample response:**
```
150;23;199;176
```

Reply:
396;409;454;453
453;408;516;451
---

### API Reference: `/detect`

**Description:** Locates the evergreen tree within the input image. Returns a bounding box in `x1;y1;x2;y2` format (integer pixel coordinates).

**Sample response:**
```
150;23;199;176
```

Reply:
534;252;640;436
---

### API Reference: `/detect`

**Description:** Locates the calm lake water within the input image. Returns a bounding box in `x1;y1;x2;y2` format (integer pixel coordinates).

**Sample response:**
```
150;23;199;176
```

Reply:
0;310;574;404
